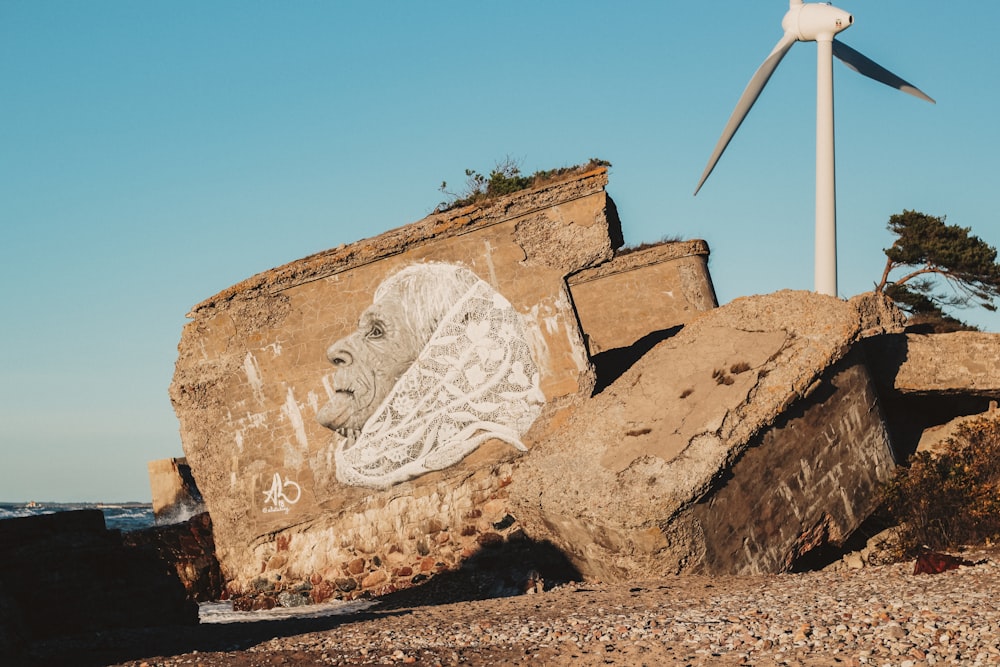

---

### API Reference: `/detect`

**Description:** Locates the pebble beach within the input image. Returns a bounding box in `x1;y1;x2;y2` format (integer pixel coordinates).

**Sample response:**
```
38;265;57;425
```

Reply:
28;548;1000;666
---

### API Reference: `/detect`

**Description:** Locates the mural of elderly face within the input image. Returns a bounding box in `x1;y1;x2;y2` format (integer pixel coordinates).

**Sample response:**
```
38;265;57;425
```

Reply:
317;262;545;490
316;263;480;438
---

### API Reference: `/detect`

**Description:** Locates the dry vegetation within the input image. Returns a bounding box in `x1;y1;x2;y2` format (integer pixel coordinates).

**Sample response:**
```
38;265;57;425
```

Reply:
435;157;611;213
883;416;1000;555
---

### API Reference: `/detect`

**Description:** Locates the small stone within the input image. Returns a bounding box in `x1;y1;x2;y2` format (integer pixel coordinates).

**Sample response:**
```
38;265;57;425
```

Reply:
477;532;503;548
416;540;430;557
885;623;907;639
844;552;865;569
266;553;287;570
335;577;358;592
277;590;308;608
361;570;388;588
347;557;365;575
481;499;506;520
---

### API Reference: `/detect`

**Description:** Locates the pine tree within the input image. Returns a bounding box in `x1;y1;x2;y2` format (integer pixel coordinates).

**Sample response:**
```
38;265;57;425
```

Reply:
875;210;1000;330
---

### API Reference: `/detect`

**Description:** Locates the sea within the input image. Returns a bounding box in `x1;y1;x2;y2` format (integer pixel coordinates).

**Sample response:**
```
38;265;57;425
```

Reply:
0;501;155;532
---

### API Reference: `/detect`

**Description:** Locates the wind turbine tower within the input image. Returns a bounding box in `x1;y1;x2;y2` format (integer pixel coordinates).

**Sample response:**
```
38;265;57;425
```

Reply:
694;0;934;297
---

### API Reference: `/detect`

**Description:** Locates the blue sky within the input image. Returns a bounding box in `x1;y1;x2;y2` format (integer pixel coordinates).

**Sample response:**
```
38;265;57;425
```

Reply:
2;1;997;502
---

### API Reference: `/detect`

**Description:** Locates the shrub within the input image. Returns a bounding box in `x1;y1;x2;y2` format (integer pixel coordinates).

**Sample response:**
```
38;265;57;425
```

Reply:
617;235;684;256
882;416;1000;555
436;157;611;213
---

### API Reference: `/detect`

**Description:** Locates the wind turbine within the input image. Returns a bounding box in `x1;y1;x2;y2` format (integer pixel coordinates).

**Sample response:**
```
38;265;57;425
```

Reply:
694;0;934;297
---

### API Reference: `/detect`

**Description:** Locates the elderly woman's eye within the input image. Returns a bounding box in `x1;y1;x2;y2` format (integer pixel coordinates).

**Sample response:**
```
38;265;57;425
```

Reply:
367;323;384;339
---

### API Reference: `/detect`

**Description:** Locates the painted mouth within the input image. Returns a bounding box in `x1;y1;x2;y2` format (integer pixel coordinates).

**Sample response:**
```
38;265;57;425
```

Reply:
334;427;361;447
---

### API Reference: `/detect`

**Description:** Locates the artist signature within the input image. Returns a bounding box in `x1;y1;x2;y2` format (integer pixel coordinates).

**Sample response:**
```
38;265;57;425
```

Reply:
262;472;301;514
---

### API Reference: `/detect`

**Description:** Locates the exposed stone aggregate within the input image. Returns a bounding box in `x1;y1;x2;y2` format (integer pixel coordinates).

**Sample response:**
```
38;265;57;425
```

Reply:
97;551;1000;666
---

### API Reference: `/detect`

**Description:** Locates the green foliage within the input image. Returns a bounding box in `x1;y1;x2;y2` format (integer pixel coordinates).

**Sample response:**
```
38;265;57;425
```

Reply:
436;157;611;213
876;210;1000;326
882;417;1000;555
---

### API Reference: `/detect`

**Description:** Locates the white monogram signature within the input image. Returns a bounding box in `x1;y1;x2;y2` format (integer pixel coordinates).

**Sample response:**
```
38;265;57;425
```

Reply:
262;472;301;514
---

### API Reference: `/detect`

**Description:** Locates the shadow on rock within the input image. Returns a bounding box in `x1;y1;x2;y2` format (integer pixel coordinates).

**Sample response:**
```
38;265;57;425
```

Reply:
376;536;582;611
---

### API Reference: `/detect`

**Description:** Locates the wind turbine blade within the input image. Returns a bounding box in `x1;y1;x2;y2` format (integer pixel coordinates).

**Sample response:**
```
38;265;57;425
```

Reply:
695;33;798;195
832;40;935;104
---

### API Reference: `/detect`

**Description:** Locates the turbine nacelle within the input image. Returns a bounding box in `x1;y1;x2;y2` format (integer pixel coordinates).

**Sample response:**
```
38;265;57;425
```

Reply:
783;3;853;42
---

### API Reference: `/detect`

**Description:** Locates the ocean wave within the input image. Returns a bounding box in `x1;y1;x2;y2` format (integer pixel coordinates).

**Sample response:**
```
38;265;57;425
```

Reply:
199;599;378;624
0;507;52;520
0;503;155;532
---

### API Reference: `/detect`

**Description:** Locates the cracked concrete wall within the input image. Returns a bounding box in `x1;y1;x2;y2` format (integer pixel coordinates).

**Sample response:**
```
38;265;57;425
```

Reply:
507;290;898;579
568;240;718;355
170;161;908;601
691;346;894;575
865;332;1000;396
170;168;624;598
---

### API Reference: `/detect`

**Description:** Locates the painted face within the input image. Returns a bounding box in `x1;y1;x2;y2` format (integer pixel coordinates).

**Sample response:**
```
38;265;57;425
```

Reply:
316;283;426;438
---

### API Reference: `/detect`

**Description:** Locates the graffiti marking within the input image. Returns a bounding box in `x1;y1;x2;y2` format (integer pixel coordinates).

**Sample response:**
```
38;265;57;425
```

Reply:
262;472;301;514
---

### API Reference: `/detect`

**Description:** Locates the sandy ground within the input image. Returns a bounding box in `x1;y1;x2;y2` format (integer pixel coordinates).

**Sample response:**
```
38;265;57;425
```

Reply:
25;549;1000;667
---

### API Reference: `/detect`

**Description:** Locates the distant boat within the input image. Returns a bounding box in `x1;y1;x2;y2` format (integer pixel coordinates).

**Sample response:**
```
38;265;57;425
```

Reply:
25;501;40;508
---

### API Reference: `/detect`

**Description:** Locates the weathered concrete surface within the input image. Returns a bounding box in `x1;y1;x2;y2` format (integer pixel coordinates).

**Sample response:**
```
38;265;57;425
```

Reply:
507;290;897;579
861;330;1000;458
866;332;1000;396
847;291;908;338
692;347;893;574
171;161;907;604
148;457;205;524
170;167;626;599
568;240;717;355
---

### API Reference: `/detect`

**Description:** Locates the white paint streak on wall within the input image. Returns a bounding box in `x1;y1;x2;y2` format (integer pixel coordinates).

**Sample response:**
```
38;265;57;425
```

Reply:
282;387;309;452
230;456;239;491
244;352;265;403
306;390;320;414
320;374;336;402
283;439;305;470
263;341;283;357
553;288;590;373
839;486;857;525
521;304;552;377
230;411;269;457
482;240;499;288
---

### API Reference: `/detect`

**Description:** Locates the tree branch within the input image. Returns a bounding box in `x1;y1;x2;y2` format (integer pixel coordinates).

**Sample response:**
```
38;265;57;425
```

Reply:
875;257;896;292
892;265;943;288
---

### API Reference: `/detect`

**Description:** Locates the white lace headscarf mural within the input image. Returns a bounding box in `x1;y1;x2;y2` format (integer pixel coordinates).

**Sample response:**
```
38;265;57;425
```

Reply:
319;263;545;490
